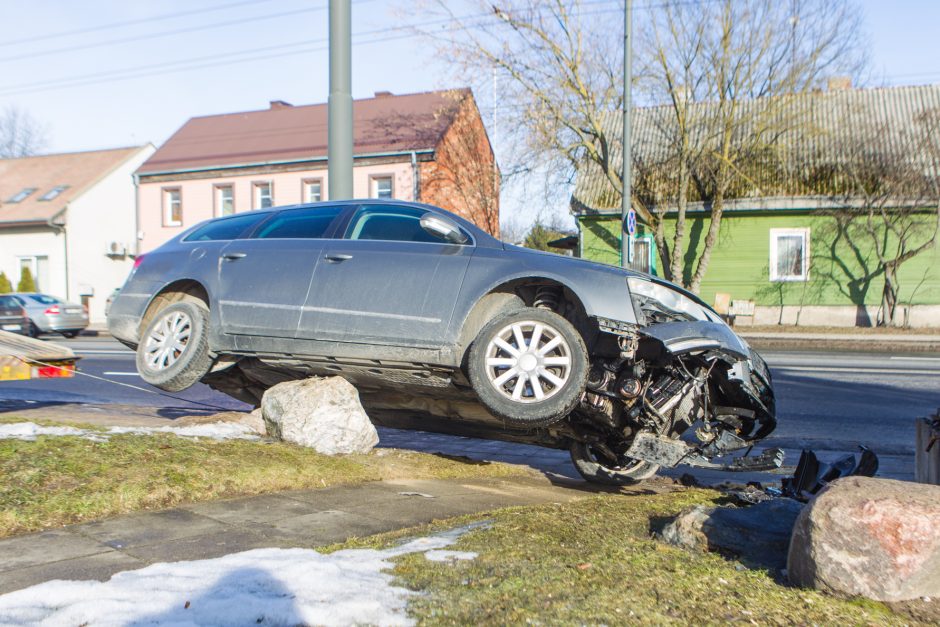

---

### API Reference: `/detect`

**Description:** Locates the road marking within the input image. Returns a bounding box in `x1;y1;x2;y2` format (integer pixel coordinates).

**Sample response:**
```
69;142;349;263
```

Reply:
74;350;134;355
774;366;939;375
889;356;940;362
102;371;140;377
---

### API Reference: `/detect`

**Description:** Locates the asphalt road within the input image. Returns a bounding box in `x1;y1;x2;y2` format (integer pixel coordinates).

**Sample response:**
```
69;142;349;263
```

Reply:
4;335;939;481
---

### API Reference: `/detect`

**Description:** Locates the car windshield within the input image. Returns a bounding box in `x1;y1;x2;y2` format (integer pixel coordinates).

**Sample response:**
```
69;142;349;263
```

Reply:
26;294;59;305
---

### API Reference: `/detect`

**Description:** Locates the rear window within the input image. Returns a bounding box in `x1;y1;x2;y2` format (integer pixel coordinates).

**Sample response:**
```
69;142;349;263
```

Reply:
0;296;18;308
185;213;266;242
255;206;344;239
26;294;59;305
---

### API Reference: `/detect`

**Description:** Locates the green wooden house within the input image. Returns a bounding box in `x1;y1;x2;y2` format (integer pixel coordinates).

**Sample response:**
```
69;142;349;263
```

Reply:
570;84;940;327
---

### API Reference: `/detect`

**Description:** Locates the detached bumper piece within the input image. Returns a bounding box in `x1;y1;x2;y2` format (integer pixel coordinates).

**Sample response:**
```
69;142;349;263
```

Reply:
781;447;879;501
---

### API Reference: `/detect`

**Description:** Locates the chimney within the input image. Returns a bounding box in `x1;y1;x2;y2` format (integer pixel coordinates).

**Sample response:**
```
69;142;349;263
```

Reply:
827;76;852;92
374;91;393;98
269;100;293;110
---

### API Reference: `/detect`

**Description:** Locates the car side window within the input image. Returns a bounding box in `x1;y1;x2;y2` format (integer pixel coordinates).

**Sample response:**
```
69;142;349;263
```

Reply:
345;205;461;244
255;206;343;239
185;213;266;242
0;296;15;308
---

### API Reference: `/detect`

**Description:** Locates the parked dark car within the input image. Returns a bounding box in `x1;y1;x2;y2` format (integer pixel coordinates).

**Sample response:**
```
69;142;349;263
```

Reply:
11;293;89;338
0;295;29;336
108;200;778;485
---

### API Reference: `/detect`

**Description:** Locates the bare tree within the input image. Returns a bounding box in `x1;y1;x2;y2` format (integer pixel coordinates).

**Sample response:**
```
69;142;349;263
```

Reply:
415;0;865;292
824;110;940;326
0;105;48;158
637;0;866;291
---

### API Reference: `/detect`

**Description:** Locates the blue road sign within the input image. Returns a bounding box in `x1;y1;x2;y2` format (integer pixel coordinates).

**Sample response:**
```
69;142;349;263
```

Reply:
626;208;637;236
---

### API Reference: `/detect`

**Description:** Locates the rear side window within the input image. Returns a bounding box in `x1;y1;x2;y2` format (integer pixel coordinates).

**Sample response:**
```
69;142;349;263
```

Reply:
185;213;265;242
255;206;343;239
0;296;18;308
345;205;445;243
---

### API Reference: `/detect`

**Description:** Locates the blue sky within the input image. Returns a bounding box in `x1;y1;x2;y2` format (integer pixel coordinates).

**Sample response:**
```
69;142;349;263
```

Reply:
1;0;938;226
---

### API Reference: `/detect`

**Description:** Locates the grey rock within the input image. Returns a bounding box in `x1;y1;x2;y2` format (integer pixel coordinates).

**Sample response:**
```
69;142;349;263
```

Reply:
261;377;379;455
788;476;940;602
659;498;804;569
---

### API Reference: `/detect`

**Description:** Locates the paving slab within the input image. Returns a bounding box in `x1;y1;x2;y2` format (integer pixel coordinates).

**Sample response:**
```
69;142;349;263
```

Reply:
0;476;602;596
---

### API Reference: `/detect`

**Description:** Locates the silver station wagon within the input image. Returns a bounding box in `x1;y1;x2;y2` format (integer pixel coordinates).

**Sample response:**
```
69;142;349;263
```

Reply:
109;200;778;485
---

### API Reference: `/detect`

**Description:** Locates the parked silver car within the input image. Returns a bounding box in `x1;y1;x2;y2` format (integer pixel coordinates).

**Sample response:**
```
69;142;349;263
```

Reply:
109;200;778;485
0;295;29;335
12;293;89;338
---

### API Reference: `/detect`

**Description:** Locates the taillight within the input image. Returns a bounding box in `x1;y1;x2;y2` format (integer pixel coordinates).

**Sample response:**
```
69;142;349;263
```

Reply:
45;305;60;315
133;254;146;269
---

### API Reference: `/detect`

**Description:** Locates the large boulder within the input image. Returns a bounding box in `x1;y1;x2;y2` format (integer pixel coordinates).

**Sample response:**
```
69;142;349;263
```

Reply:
261;377;379;455
658;498;804;569
788;476;940;602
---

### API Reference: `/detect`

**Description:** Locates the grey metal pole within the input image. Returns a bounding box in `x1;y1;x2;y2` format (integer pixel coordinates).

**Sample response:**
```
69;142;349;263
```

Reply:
328;0;353;199
620;0;632;267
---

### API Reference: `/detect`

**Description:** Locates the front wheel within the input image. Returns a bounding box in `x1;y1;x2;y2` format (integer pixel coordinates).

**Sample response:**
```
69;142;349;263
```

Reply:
136;298;213;392
467;307;588;427
569;441;659;485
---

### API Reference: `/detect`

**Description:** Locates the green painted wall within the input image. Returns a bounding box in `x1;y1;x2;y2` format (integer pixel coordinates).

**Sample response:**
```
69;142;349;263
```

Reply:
578;212;940;307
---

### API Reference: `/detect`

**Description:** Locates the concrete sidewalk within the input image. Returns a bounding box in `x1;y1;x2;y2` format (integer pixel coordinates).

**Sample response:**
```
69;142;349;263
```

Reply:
0;475;647;595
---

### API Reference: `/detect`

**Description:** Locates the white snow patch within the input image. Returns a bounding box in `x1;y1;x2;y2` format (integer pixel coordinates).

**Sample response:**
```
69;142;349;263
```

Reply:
424;550;478;563
0;421;259;442
0;523;487;626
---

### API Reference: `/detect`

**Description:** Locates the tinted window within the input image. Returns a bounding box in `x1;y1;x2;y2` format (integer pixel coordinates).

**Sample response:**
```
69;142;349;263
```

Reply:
27;294;58;305
0;296;18;308
346;205;449;243
256;206;343;239
185;213;265;242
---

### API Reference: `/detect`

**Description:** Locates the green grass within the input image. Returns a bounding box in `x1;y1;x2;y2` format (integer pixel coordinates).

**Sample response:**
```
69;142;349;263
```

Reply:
337;491;923;625
0;423;529;538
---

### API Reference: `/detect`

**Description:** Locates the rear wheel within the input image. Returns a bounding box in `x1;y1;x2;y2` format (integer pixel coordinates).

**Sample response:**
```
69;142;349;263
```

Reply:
27;322;41;338
61;330;80;339
569;441;659;485
136;297;213;392
468;308;588;427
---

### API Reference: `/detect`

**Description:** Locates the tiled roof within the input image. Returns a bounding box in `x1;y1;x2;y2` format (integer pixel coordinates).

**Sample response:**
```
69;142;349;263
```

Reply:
0;146;146;226
137;89;472;175
573;84;940;214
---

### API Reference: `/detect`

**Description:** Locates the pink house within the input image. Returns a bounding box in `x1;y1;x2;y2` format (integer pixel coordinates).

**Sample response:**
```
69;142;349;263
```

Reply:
135;89;499;253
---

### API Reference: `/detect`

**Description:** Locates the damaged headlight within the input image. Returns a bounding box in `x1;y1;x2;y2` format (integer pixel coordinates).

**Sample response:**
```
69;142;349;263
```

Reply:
627;276;717;325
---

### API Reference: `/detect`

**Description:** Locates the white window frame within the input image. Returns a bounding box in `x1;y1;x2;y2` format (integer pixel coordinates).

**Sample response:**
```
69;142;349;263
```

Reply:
253;181;273;210
214;184;235;217
162;188;183;227
769;227;810;282
303;178;323;203
370;175;393;199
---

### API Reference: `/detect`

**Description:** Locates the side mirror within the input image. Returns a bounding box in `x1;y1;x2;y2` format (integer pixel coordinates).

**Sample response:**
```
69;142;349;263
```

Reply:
420;212;469;244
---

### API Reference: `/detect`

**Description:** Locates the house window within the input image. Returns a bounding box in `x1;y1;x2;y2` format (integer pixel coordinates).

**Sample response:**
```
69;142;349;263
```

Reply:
371;176;393;199
215;184;235;216
17;256;49;292
303;179;322;203
253;182;273;209
38;186;68;201
6;188;37;203
163;188;182;226
769;228;809;281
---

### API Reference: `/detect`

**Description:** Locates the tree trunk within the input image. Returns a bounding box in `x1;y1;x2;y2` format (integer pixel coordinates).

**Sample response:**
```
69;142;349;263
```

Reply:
688;191;725;294
879;264;899;327
669;156;692;285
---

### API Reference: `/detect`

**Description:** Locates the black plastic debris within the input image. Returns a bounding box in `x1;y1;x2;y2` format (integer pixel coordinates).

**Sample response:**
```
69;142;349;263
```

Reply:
781;446;879;501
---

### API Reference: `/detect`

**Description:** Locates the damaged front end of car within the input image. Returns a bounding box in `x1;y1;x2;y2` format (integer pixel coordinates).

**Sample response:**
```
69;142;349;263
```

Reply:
562;276;782;484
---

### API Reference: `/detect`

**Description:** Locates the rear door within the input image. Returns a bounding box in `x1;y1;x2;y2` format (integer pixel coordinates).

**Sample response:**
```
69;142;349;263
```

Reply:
299;204;474;347
0;295;24;332
217;205;344;338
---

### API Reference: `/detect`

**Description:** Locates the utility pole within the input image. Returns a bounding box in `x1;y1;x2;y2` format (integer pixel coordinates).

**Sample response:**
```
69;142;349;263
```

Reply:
328;0;353;199
620;0;633;268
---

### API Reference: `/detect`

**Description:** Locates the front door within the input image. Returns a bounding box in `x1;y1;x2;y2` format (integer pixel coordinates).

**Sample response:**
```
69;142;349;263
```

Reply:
299;205;474;347
217;205;344;338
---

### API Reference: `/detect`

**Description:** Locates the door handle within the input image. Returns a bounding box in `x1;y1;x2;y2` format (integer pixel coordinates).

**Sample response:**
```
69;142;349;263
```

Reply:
324;253;353;262
222;252;247;260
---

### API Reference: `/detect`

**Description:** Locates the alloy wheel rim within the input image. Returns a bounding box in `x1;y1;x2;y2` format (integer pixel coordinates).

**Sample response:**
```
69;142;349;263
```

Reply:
143;311;192;371
484;320;572;404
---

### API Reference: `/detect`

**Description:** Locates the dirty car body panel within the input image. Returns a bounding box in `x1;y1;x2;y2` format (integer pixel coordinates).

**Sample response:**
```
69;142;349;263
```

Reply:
109;199;779;480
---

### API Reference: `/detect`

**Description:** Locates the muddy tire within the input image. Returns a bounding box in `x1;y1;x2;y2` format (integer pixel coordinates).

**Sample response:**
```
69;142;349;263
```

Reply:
569;441;659;485
468;308;588;427
136;297;212;392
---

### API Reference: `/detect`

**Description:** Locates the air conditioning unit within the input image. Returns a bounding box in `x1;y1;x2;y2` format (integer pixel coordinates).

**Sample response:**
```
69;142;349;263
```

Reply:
106;241;127;256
